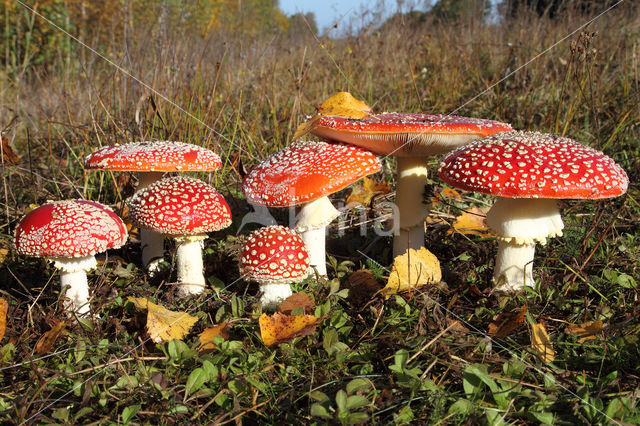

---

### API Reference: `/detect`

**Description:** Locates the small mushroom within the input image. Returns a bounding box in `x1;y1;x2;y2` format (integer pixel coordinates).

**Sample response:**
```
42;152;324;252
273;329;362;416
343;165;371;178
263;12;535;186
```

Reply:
127;176;232;296
239;225;310;309
242;140;381;276
438;131;629;291
84;141;222;270
13;200;128;316
311;113;512;257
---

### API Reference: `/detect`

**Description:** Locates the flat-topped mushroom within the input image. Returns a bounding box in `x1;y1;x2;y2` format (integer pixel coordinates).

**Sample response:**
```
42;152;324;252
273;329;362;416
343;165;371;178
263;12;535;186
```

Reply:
311;113;512;257
14;200;128;316
84;141;222;271
128;176;232;296
242;140;381;276
438;131;628;291
239;225;310;309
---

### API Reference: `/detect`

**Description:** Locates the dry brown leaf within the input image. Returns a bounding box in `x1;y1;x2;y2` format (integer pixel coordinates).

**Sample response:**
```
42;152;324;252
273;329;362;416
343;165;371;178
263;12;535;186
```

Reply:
346;176;392;207
446;317;469;335
566;320;603;343
449;206;491;236
279;293;315;315
488;305;527;338
380;248;442;299
292;115;321;141
0;135;19;165
128;297;199;343
36;320;67;355
259;312;322;347
345;269;382;307
0;299;7;342
198;322;230;353
531;322;555;363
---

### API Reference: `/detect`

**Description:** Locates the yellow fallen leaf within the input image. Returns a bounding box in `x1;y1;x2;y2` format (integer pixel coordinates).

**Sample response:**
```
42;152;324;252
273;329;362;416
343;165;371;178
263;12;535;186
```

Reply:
346;176;392;207
488;305;527;338
431;188;462;205
317;91;372;118
380;248;442;299
1;134;19;165
259;312;321;347
0;248;8;264
0;298;7;342
198;322;230;353
531;322;554;363
449;206;490;236
36;320;66;355
293;92;372;140
128;297;198;343
566;320;603;343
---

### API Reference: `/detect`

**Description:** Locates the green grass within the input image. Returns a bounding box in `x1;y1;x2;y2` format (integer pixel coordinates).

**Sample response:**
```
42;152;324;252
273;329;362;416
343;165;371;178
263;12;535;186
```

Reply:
1;3;640;424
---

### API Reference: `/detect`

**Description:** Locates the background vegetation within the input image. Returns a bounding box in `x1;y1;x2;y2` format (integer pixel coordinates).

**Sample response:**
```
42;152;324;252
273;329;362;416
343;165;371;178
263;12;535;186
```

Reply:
1;0;639;423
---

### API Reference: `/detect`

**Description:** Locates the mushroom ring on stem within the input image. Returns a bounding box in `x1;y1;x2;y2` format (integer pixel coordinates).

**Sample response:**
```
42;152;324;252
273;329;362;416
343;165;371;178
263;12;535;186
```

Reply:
310;113;512;257
127;176;232;296
242;140;381;276
85;141;222;271
239;225;310;310
14;200;128;316
438;131;629;292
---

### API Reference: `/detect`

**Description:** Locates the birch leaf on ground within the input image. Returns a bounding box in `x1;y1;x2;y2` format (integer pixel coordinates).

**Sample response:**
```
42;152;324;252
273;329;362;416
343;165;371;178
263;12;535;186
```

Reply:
450;206;491;236
488;305;527;338
35;320;67;355
380;248;442;299
0;299;8;342
279;293;315;315
198;322;230;353
346;176;392;207
431;188;462;206
259;312;322;347
128;297;198;343
531;322;555;363
566;320;603;343
292;92;372;140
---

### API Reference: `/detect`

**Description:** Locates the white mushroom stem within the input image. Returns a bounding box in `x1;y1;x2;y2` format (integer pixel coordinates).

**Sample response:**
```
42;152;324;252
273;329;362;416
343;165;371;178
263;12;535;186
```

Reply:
136;171;165;271
487;197;564;291
259;282;294;311
294;196;340;276
393;156;430;257
52;255;97;316
175;234;207;296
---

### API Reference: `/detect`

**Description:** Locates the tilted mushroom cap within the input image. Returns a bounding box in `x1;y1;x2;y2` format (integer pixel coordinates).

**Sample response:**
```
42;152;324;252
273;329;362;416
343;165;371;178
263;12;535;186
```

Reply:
84;141;222;172
128;176;232;235
14;200;128;258
311;113;513;157
437;131;629;199
242;140;381;207
239;226;310;284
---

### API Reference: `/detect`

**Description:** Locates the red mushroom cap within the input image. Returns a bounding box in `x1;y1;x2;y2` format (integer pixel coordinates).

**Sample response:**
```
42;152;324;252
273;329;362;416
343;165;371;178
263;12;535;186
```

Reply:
239;226;310;283
14;200;128;258
128;176;232;235
438;131;629;199
311;113;513;156
242;140;381;207
84;141;222;172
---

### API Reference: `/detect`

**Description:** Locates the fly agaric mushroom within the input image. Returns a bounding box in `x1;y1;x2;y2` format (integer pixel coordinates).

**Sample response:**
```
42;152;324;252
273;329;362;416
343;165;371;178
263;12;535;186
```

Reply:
438;131;629;291
242;140;381;276
239;225;310;309
127;176;232;296
311;113;512;257
14;200;128;316
84;141;222;271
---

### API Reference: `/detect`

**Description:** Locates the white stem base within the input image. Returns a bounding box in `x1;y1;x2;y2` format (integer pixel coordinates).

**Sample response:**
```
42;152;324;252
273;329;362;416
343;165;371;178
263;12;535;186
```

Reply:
493;240;536;291
59;270;91;316
140;229;165;272
260;283;293;311
299;226;327;276
175;236;206;296
393;156;429;257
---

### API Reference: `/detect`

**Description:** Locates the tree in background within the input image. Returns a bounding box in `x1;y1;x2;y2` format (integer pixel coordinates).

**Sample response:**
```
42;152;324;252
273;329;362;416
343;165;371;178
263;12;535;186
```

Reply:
429;0;492;22
501;0;621;19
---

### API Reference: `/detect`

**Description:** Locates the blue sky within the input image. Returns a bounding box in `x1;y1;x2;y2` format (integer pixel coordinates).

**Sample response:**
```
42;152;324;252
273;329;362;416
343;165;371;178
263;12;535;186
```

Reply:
279;0;418;34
